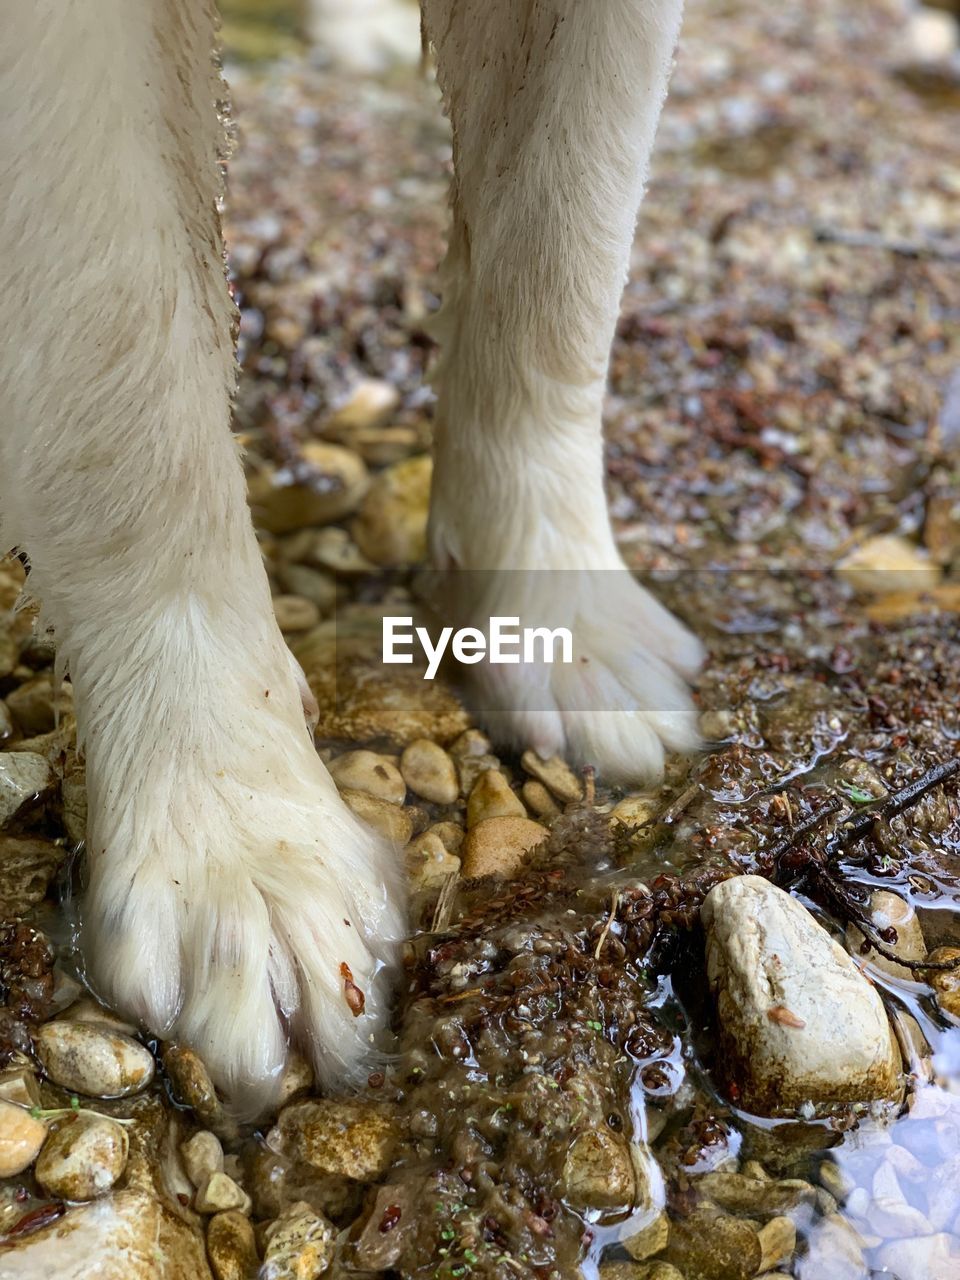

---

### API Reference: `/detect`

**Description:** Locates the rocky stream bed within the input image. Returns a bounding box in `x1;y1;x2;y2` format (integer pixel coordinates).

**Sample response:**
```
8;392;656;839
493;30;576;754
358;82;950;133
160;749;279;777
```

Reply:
0;0;959;1276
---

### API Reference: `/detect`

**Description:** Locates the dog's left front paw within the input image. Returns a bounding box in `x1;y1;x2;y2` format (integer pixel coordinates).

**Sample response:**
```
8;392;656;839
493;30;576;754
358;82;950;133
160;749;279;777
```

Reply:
77;657;404;1119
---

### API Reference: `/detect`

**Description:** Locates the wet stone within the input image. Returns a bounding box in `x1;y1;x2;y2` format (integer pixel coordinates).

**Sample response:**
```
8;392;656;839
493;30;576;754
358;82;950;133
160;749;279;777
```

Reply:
181;1130;225;1188
403;830;461;890
0;1097;47;1177
339;787;414;846
273;593;321;632
36;1020;155;1099
206;1210;259;1280
248;443;370;534
195;1170;251;1215
520;750;583;803
260;1199;335;1280
275;1098;398;1181
329;749;406;804
35;1111;129;1201
351;453;431;567
561;1127;636;1212
702;875;902;1114
466;769;526;826
461;815;549;879
0;836;65;916
0;752;54;830
399;738;458;805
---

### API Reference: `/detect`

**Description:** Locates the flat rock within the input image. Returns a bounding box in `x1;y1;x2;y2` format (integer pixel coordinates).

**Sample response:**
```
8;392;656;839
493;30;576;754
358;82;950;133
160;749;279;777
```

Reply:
0;836;65;916
400;739;458;805
702;875;902;1114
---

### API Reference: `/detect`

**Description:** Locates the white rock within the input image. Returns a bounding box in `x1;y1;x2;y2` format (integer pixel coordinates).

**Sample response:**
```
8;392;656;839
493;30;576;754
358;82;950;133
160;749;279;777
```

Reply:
194;1170;250;1215
702;876;902;1114
36;1021;155;1098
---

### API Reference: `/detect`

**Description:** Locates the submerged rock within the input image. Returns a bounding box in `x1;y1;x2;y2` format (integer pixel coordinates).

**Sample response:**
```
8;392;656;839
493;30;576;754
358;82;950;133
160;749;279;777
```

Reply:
701;875;902;1114
0;753;54;831
0;1097;46;1177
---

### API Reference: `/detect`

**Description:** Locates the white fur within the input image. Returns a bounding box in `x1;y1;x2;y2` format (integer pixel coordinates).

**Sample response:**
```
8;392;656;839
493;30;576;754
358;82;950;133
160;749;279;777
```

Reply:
0;0;401;1117
423;0;699;779
308;0;422;72
0;0;695;1111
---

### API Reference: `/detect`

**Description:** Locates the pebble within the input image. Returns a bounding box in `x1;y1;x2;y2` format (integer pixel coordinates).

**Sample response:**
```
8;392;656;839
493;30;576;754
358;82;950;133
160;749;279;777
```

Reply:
701;875;902;1114
457;751;501;796
875;1232;960;1280
561;1127;637;1211
924;947;960;1019
663;1207;762;1279
0;752;54;830
260;1200;336;1280
622;1210;670;1261
521;779;560;819
351;453;431;566
206;1210;259;1280
399;739;458;805
0;1097;47;1177
339;787;414;846
466;770;526;826
272;594;321;633
846;889;927;979
181;1130;224;1188
325;378;399;432
404;831;461;889
426;821;465;855
298;525;376;575
520;750;582;803
248;443;370;534
329;750;406;804
275;1098;398;1180
275;563;338;612
461;815;549;879
601;1267;684;1280
837;534;940;595
61;750;87;843
162;1043;233;1138
195;1170;251;1215
36;1021;155;1098
610;795;659;828
35;1112;129;1200
757;1216;797;1271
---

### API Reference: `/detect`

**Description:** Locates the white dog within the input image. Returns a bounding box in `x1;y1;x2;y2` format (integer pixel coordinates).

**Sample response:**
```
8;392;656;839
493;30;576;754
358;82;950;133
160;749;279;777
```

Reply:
0;0;700;1116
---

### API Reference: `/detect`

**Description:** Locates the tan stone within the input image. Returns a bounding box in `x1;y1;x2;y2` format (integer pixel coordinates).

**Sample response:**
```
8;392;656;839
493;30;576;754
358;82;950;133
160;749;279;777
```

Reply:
195;1171;251;1215
622;1210;669;1261
36;1021;155;1099
340;787;414;846
404;831;461;889
520;751;582;804
0;836;64;916
206;1211;259;1280
0;1098;47;1177
181;1130;224;1189
261;1200;336;1280
329;750;406;804
461;816;548;879
351;454;431;567
35;1112;129;1201
521;780;560;819
400;739;459;805
837;534;940;595
0;752;54;830
276;1099;398;1181
248;444;369;535
273;594;321;633
846;890;927;979
561;1128;635;1211
466;770;526;827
